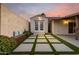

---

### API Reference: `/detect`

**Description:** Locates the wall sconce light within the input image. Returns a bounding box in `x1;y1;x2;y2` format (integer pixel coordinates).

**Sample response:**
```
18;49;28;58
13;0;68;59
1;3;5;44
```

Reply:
38;17;42;20
63;20;69;25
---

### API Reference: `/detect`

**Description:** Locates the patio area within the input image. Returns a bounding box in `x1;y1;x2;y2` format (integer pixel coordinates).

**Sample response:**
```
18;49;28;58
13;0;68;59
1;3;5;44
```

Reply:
56;35;79;48
12;34;79;55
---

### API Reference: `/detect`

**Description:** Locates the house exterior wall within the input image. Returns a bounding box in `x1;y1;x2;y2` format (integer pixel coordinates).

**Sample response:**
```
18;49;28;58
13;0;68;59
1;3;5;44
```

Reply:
52;20;68;35
75;16;79;28
0;4;1;35
30;19;35;33
1;5;29;37
52;19;75;35
30;16;48;35
78;18;79;28
44;18;48;33
51;20;54;34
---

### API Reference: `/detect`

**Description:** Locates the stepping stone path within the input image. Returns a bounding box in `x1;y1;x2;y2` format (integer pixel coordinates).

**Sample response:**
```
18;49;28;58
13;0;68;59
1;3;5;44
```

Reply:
48;38;61;43
24;38;35;43
35;44;52;52
52;44;73;52
12;34;78;54
13;44;33;52
37;39;47;43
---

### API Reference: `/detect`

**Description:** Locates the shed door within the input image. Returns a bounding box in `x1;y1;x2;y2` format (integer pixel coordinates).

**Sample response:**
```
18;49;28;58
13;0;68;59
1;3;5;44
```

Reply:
35;20;44;34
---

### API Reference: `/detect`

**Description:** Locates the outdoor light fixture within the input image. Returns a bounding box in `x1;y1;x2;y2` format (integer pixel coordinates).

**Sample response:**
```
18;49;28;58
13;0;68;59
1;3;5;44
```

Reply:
63;20;69;24
38;17;42;20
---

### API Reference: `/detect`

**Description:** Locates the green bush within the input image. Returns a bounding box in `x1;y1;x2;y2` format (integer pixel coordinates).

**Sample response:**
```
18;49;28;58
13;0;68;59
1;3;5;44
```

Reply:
23;31;32;36
0;35;17;54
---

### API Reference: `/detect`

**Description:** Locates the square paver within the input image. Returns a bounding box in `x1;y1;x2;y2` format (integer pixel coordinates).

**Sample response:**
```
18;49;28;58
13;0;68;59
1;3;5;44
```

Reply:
28;36;36;39
45;35;52;36
38;36;45;37
45;35;55;38
24;38;35;42
35;44;53;52
38;35;45;38
52;44;73;52
13;44;33;52
46;37;55;39
38;37;45;39
37;39;47;42
48;39;61;43
38;35;44;36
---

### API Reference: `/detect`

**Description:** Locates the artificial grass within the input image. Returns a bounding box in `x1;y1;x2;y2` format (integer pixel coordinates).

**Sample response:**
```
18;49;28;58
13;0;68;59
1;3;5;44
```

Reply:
10;51;31;55
10;34;32;55
44;35;58;55
10;34;79;55
31;35;38;54
51;34;79;54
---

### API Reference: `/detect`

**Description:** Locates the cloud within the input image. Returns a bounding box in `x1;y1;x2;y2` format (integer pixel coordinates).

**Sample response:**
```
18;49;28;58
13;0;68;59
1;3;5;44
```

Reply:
46;3;79;17
4;3;79;18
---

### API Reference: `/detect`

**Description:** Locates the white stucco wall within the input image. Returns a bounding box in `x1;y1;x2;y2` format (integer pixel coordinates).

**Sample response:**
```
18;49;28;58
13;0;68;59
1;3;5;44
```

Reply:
52;19;75;35
75;16;79;28
52;20;68;35
44;18;48;33
51;20;55;34
0;4;1;35
1;5;29;37
30;19;35;33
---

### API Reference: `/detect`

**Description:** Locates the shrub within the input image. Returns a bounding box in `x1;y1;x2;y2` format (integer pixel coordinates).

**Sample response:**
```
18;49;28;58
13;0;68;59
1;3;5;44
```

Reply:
0;35;17;54
23;31;32;36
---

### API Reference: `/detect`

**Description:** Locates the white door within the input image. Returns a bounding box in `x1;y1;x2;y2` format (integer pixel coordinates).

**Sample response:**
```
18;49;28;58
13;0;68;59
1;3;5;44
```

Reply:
34;20;44;34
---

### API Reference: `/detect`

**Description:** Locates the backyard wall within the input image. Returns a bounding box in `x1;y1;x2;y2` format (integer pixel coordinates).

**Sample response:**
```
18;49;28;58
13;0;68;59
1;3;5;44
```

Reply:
1;4;29;37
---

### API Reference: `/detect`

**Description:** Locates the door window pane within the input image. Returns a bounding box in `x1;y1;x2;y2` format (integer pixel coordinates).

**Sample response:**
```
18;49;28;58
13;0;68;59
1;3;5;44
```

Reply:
40;21;43;30
35;21;38;30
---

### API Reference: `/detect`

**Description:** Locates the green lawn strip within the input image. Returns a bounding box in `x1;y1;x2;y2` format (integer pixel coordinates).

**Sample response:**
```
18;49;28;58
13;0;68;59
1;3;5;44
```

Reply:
34;52;54;55
28;38;36;39
33;35;54;55
10;35;33;55
36;41;62;44
23;42;35;44
36;42;48;44
37;38;45;39
51;34;79;54
44;35;58;55
23;42;34;44
10;51;31;55
31;35;38;54
0;52;9;55
51;42;62;44
57;52;79;55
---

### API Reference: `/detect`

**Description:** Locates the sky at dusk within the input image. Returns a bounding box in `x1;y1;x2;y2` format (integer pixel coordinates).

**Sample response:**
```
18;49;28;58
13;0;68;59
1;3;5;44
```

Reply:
3;3;79;20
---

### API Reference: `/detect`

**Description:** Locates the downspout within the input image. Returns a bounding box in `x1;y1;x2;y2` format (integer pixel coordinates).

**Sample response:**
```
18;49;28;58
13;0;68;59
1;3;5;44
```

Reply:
0;4;1;35
75;16;79;40
75;16;79;29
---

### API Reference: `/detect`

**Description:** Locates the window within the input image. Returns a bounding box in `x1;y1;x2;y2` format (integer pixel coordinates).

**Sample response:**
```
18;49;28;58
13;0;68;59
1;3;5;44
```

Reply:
35;21;38;30
40;21;43;30
13;31;15;37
